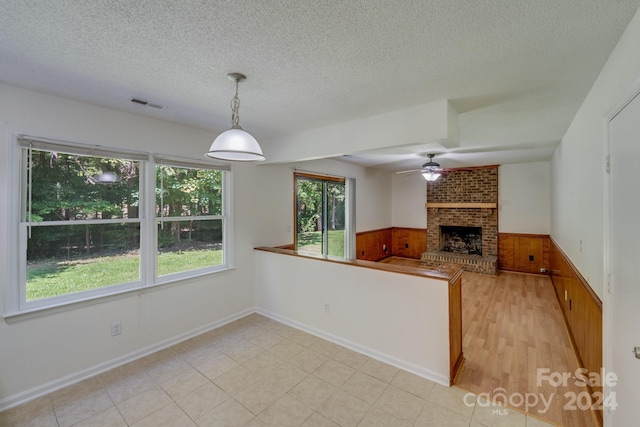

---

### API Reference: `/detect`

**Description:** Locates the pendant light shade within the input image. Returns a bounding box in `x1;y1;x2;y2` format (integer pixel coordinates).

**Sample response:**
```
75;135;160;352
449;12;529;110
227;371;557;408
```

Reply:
205;73;265;162
207;126;265;162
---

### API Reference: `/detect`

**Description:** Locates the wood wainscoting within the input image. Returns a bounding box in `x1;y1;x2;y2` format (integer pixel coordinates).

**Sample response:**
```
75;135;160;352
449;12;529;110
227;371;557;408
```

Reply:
356;227;427;261
549;239;603;426
498;233;550;274
355;228;392;261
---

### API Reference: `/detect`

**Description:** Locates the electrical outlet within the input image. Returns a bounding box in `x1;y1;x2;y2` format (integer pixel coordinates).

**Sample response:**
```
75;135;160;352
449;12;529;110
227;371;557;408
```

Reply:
111;321;121;336
324;303;330;314
529;255;534;261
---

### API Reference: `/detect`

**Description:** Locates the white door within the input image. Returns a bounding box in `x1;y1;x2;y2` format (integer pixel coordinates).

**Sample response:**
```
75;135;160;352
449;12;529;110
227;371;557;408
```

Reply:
609;90;640;425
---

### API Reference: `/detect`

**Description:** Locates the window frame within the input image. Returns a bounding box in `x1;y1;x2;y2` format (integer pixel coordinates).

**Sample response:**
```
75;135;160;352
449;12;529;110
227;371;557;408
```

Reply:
5;136;233;319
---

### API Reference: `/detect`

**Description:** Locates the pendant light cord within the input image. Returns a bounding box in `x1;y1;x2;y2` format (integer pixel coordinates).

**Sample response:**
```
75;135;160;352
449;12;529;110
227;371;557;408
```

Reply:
230;80;240;128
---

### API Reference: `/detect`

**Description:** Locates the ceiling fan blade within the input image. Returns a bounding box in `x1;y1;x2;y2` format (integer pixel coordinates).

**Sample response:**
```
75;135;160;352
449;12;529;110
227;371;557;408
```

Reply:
395;169;425;175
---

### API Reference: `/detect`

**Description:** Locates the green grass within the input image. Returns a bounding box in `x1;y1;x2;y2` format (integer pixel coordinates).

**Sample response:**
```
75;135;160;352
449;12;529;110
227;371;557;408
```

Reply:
158;249;223;276
297;230;345;257
27;249;222;301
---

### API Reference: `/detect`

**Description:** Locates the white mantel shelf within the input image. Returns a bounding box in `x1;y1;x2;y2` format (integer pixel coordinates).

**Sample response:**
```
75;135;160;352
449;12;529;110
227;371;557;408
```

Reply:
425;202;497;209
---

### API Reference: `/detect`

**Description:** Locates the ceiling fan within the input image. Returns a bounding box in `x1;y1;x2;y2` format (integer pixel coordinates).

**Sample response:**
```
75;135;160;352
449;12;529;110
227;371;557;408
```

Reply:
395;153;445;181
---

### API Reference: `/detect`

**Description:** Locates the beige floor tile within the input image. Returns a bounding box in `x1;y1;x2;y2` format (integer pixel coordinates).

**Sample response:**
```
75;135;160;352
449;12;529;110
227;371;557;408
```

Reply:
340;371;387;404
266;322;298;338
301;412;340;427
247;330;285;349
244;417;268;427
220;340;263;363
196;353;240;381
2;315;559;427
73;406;127;427
333;348;369;369
0;396;57;427
99;366;156;404
357;406;411;427
287;375;336;410
258;395;314;427
234;383;285;415
258;363;308;393
242;351;284;372
318;390;369;427
49;377;104;409
144;351;192;383
390;370;436;400
359;358;400;384
176;382;229;420
473;397;527;427
288;348;328;373
131;402;195;427
159;368;210;401
309;339;343;358
53;386;114;427
116;386;173;425
287;330;319;348
427;384;476;418
374;385;425;423
313;359;355;387
196;398;255;427
175;341;222;367
268;339;306;360
213;365;258;395
414;404;472;427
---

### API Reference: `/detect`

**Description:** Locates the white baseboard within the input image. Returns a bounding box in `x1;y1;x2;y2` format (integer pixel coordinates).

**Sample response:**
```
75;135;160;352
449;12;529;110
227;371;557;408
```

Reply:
254;307;451;387
0;308;254;412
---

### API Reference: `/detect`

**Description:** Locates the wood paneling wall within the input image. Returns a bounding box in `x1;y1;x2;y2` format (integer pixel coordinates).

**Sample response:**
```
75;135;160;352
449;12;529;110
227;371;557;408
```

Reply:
356;228;392;261
498;233;550;274
356;227;427;261
449;271;463;383
391;227;428;259
549;239;603;425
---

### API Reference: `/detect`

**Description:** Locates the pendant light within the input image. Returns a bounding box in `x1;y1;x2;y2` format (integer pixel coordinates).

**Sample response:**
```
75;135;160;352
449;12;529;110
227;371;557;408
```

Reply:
205;73;265;162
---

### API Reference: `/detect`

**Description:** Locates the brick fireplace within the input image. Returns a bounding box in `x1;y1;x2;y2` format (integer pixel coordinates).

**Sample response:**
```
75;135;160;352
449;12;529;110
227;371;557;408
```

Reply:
421;167;498;274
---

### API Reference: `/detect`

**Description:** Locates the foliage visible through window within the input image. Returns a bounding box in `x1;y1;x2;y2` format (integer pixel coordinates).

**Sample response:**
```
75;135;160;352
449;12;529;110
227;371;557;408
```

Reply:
156;165;224;276
24;149;141;302
17;140;230;312
295;174;346;257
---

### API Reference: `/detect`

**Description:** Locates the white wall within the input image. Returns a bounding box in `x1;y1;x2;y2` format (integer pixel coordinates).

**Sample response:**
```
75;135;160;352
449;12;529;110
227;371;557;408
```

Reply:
499;162;551;234
255;250;452;385
0;84;288;408
551;8;640;298
391;174;427;228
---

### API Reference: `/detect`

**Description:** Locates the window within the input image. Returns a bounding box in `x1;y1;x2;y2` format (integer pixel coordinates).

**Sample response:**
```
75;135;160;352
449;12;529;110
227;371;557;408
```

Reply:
11;137;231;315
155;159;227;279
294;172;355;258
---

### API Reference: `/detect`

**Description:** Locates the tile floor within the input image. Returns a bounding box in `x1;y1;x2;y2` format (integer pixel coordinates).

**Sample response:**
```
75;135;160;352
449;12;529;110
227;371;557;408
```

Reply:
0;314;556;427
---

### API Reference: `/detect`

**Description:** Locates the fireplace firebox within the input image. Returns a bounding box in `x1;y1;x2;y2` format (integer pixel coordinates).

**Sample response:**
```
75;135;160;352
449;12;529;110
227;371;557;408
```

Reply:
440;226;482;255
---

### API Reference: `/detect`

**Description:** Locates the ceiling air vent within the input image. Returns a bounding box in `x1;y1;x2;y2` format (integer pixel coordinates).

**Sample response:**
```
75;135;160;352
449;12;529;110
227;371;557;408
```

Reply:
130;98;165;109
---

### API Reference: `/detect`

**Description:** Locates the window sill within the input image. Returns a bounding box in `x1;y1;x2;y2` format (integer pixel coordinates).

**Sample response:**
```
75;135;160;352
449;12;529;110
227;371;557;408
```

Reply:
3;266;234;324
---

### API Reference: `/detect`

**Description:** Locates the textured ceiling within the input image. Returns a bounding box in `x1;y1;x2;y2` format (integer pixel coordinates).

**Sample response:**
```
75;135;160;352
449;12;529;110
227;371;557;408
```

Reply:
1;1;639;171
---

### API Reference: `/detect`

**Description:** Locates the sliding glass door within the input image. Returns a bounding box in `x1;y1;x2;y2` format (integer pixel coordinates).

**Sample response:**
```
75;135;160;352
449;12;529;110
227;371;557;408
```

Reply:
295;173;346;257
